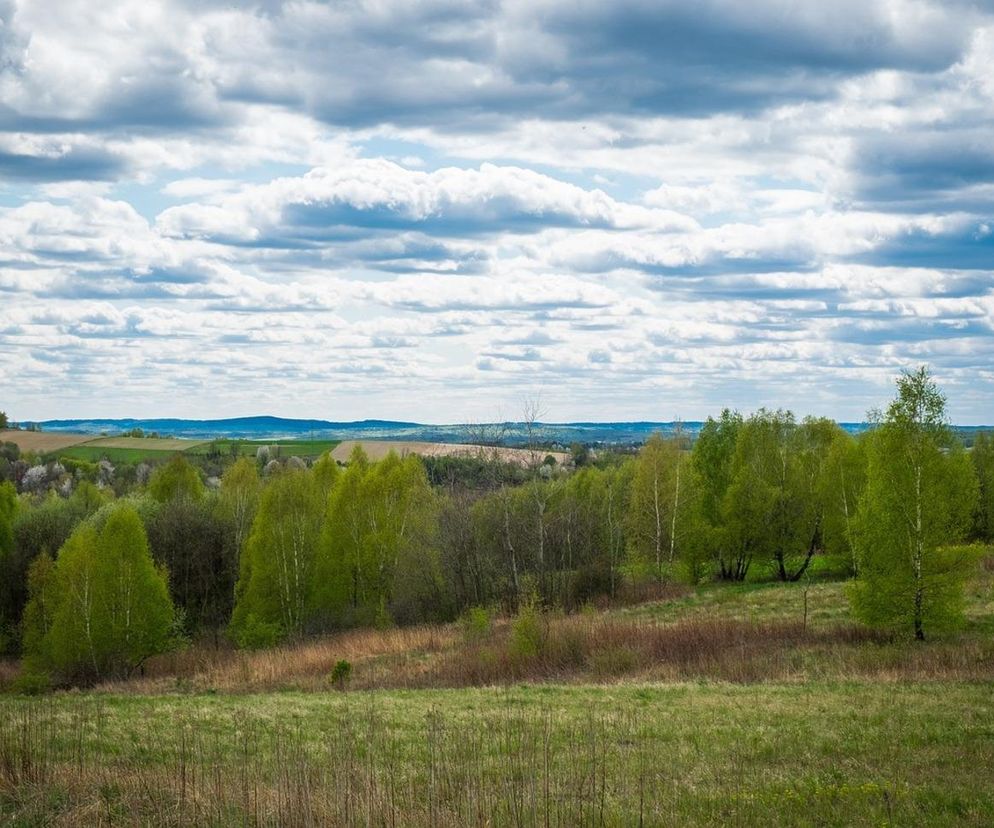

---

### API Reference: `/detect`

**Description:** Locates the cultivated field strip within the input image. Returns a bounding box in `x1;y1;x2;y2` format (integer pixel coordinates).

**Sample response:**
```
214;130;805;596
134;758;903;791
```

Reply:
331;439;569;466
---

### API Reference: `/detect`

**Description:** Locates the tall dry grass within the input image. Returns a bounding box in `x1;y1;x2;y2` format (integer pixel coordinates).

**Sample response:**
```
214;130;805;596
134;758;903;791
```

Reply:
101;625;457;694
88;609;994;695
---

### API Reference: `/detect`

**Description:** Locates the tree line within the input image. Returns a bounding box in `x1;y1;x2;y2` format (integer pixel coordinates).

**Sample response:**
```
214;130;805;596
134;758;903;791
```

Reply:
1;367;992;684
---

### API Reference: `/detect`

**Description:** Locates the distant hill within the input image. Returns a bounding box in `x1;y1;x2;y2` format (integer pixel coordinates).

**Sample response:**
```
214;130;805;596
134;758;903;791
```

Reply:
24;416;992;447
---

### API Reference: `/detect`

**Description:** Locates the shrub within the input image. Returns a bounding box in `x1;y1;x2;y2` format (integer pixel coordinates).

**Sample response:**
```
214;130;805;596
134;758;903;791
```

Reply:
509;600;544;661
233;615;284;650
330;659;352;689
459;606;493;644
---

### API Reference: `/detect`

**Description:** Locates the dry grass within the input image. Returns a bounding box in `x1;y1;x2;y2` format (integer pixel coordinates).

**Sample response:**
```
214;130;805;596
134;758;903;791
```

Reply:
331;439;569;467
0;430;93;453
98;625;458;694
84;609;994;696
0;661;18;690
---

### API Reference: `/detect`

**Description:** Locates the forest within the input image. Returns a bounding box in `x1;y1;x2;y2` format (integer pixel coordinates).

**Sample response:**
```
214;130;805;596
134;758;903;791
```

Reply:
0;367;990;688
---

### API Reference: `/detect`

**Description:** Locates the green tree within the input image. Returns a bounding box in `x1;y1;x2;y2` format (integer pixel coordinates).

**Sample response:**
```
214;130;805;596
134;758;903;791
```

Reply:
20;550;56;673
0;411;8;429
230;469;324;645
148;455;205;503
0;481;15;567
24;504;175;682
691;410;747;579
819;429;867;574
0;481;17;650
850;367;979;640
627;434;690;579
315;450;441;626
972;431;994;541
220;458;262;612
145;494;236;634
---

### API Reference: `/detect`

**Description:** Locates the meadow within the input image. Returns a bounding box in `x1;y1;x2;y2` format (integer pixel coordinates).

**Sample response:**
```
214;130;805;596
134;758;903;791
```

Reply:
2;555;992;826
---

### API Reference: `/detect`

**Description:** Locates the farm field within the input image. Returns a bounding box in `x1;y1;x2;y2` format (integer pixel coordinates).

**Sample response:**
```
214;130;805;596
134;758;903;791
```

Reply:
331;439;569;465
0;430;92;454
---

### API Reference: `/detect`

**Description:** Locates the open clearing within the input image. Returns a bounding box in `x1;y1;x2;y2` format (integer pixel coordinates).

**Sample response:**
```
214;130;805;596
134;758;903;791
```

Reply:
2;558;993;824
2;683;993;825
332;439;570;465
0;430;93;453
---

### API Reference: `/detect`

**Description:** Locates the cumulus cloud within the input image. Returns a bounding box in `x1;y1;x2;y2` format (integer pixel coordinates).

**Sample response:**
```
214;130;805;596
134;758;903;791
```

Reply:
1;0;993;422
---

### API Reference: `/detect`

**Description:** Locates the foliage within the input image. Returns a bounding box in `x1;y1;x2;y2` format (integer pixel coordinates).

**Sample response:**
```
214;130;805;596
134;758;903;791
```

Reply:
23;504;175;682
691;410;746;579
230;469;324;644
626;433;690;578
459;605;493;644
509;598;545;660
145;494;236;633
973;431;994;541
850;367;979;639
315;448;441;629
148;455;205;503
330;658;352;689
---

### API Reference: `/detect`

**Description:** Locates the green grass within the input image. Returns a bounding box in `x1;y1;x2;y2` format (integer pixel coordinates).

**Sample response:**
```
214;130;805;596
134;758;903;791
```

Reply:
51;439;340;463
53;445;182;463
2;682;993;825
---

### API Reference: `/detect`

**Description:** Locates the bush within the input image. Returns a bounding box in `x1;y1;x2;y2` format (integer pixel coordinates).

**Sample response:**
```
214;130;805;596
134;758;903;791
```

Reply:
233;614;284;650
509;600;544;660
460;606;493;644
12;671;50;695
330;659;352;689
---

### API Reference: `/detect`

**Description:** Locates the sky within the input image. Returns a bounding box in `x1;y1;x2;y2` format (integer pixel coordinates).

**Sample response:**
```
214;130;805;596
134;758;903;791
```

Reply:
1;1;993;425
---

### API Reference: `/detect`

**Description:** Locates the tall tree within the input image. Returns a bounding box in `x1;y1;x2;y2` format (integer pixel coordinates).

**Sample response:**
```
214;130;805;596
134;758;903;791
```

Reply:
627;434;688;579
24;504;174;682
819;429;867;574
145;494;236;635
230;468;324;645
972;431;994;542
691;410;747;579
220;458;262;618
850;367;979;640
316;451;439;625
148;455;205;503
0;481;17;650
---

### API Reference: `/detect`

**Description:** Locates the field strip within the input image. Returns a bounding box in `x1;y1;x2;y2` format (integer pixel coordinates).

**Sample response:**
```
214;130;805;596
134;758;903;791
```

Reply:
0;429;97;453
85;436;209;451
332;439;569;465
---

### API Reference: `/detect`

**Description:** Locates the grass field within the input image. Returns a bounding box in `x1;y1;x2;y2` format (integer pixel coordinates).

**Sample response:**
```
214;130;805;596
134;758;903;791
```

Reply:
2;554;992;825
54;436;210;463
2;683;992;825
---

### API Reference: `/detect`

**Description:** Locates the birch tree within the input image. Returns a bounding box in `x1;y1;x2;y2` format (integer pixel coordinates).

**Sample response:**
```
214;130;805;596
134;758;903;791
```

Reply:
850;367;978;640
230;468;323;645
23;505;174;683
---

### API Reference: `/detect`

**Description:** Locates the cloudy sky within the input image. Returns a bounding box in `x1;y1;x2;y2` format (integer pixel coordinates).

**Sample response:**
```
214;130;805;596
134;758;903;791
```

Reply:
1;0;993;424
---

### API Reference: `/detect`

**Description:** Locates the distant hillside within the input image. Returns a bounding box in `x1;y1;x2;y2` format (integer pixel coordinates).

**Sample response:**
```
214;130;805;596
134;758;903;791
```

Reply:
25;416;992;447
